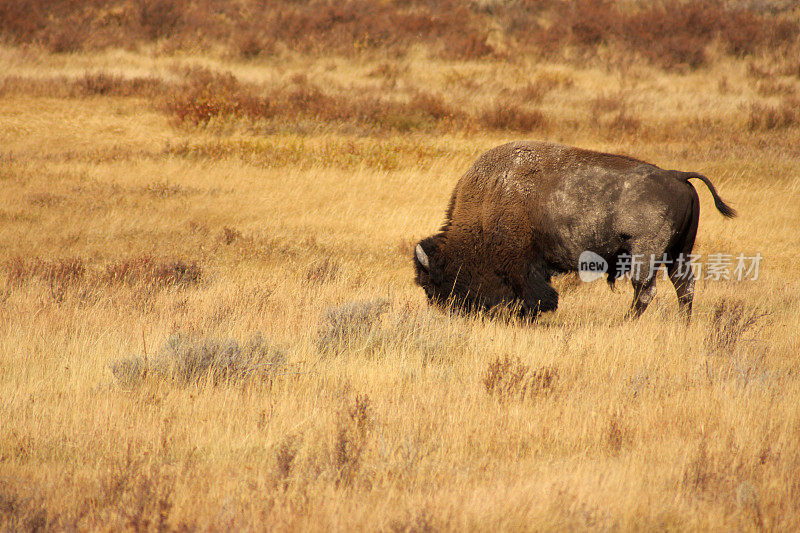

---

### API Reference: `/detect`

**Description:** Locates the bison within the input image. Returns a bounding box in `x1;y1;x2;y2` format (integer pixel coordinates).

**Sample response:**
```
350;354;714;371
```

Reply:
413;141;736;322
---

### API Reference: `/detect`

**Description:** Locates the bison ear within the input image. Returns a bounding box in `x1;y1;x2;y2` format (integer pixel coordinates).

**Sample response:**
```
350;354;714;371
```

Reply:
415;244;430;271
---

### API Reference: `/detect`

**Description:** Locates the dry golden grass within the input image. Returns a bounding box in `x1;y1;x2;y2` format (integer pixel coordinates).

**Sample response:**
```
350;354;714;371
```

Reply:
2;40;800;531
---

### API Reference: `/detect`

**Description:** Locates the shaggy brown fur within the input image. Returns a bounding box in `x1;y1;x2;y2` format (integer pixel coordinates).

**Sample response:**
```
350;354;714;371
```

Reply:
413;141;736;321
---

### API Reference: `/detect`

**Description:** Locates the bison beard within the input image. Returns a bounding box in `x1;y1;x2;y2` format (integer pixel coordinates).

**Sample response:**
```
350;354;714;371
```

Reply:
413;141;736;322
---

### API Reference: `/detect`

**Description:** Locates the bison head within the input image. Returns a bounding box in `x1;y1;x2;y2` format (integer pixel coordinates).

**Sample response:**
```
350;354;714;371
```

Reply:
413;235;516;314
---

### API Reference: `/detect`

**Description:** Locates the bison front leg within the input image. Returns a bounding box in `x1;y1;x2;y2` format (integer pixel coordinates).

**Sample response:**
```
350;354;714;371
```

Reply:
623;243;665;319
625;278;656;319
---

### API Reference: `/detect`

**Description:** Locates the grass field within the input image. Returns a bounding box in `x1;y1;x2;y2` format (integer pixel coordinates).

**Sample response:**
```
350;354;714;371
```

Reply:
2;2;800;530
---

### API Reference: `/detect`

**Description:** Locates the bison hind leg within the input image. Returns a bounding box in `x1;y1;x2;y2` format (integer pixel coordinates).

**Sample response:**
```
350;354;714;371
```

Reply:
667;256;695;324
522;263;559;317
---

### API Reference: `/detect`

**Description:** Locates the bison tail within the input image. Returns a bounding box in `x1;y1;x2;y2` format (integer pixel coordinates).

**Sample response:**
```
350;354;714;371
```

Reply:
678;172;737;218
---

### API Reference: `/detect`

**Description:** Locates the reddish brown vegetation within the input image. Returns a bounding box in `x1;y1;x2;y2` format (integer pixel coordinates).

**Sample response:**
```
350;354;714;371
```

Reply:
1;1;795;67
7;257;86;286
747;97;800;131
0;0;494;59
104;256;202;288
305;258;340;284
163;68;274;124
589;92;643;138
6;255;202;289
163;67;545;133
482;355;558;402
479;101;548;132
521;0;798;69
0;72;164;99
508;71;574;103
76;72;165;98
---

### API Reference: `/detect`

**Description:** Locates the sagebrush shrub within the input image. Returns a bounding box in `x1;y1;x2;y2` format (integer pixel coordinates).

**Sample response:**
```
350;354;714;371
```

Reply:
314;299;471;362
315;299;390;355
110;332;286;387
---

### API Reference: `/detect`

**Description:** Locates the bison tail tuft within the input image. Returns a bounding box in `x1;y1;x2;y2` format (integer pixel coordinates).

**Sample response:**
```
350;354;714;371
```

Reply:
678;172;737;218
713;197;737;218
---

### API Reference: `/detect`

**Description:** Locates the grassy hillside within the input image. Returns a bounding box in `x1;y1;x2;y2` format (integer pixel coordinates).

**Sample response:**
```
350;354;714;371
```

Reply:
2;1;800;530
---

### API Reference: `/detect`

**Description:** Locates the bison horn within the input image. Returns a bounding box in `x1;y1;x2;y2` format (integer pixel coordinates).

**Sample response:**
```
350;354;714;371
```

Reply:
415;244;429;270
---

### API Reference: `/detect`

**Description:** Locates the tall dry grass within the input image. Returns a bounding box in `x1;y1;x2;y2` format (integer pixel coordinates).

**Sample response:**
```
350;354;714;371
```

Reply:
1;5;800;529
